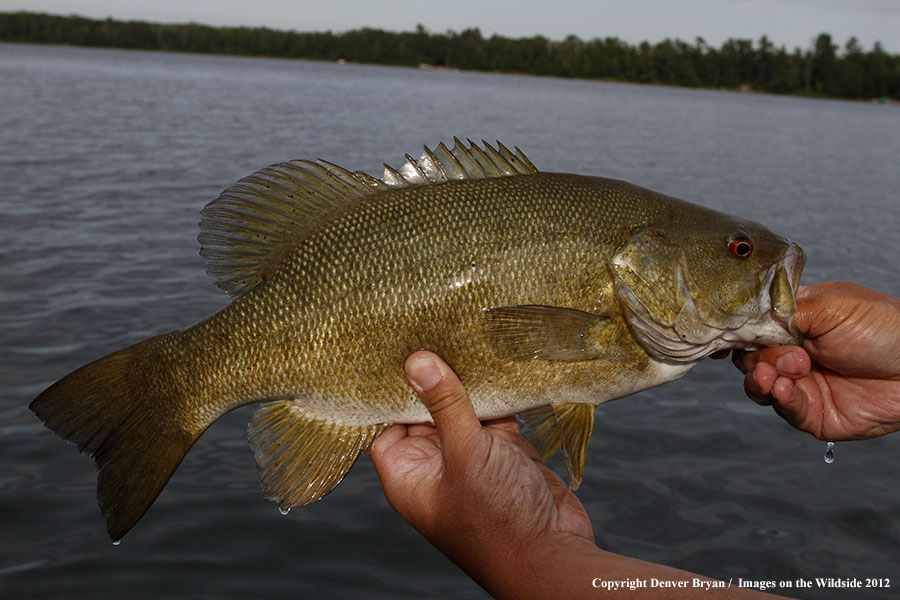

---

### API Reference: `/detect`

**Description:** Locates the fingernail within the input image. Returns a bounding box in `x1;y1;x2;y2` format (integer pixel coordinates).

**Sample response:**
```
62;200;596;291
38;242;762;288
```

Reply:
776;353;798;375
406;355;443;393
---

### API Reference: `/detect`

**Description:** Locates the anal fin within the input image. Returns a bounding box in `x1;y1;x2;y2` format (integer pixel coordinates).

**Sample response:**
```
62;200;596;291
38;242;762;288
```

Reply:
519;403;595;490
248;401;387;510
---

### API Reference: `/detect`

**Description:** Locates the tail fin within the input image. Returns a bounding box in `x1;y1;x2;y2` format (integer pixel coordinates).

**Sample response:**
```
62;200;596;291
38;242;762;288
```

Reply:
30;333;203;542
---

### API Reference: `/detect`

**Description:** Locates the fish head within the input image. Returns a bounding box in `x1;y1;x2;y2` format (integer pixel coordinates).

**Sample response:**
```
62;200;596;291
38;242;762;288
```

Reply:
610;213;806;363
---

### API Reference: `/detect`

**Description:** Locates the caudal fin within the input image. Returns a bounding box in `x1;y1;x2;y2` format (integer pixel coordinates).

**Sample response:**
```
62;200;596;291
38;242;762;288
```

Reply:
30;333;202;542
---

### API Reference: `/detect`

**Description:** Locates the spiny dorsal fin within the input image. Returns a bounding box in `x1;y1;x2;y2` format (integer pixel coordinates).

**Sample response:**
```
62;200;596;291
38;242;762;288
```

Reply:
199;138;537;296
382;138;536;186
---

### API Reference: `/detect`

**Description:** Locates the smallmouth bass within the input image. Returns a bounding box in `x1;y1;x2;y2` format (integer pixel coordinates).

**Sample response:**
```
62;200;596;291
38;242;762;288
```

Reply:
31;139;805;541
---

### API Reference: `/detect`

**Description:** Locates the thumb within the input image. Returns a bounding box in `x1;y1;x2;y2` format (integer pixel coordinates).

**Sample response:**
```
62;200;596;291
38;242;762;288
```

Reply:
405;351;481;463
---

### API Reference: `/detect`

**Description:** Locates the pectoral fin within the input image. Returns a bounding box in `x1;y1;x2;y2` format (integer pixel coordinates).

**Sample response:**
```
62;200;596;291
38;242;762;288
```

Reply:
519;402;595;490
485;305;610;361
248;401;387;511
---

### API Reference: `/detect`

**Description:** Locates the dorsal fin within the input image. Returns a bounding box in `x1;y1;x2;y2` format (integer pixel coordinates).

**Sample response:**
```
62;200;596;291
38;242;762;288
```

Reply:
199;138;538;296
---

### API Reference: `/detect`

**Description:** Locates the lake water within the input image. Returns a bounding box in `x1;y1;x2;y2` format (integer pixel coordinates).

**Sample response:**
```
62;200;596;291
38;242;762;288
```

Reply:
1;42;898;599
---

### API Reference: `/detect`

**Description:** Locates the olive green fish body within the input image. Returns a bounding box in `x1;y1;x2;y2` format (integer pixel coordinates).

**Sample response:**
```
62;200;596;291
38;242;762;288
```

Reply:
178;174;666;421
31;140;805;541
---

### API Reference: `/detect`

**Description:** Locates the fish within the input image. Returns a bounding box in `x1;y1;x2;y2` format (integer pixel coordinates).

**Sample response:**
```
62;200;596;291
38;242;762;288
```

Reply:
30;138;806;542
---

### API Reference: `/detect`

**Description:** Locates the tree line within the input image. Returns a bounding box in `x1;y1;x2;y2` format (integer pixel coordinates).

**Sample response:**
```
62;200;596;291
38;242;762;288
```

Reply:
2;11;898;100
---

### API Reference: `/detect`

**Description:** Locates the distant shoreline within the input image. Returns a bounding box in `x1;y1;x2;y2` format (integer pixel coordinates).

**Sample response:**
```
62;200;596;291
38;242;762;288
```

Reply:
1;11;897;102
7;40;896;108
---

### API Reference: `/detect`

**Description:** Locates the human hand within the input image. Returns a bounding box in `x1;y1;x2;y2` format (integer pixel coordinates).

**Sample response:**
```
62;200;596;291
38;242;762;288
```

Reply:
368;351;595;597
734;281;900;440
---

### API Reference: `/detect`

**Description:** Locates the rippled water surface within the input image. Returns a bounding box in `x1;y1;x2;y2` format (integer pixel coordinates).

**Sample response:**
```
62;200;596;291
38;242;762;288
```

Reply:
2;42;899;599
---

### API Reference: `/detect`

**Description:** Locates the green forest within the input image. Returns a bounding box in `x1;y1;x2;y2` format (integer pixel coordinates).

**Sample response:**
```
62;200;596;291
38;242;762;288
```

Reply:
2;11;898;100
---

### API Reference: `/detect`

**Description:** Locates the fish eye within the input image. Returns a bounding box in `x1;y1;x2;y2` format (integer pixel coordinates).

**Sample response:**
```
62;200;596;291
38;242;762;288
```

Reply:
728;235;753;258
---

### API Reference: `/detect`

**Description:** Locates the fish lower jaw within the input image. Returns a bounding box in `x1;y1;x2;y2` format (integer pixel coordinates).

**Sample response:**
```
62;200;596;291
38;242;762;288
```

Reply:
717;317;803;351
628;316;801;364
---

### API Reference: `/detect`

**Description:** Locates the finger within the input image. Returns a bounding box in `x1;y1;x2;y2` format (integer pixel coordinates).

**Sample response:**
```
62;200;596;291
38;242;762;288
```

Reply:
790;281;890;338
404;351;481;462
406;423;439;437
732;349;750;374
733;345;809;377
744;362;777;405
790;282;839;335
367;423;407;458
746;369;812;434
483;415;520;433
770;378;804;426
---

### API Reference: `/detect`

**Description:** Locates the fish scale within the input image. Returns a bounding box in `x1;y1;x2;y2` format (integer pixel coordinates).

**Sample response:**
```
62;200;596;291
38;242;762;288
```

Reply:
30;138;805;541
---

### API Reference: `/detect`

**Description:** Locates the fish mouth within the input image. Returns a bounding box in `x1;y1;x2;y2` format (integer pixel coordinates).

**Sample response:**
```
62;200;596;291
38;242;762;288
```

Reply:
614;242;806;364
713;241;806;352
752;242;806;347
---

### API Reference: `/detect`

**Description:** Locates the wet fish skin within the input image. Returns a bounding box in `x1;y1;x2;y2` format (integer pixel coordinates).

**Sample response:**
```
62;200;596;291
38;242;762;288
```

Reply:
30;139;805;541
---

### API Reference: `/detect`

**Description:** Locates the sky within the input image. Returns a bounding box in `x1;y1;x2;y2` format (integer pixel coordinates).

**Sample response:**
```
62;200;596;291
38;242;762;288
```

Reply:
2;0;899;53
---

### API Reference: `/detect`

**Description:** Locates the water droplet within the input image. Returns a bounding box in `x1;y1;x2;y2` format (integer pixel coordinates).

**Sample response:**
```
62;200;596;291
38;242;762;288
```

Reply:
824;441;835;464
111;539;122;546
278;506;291;515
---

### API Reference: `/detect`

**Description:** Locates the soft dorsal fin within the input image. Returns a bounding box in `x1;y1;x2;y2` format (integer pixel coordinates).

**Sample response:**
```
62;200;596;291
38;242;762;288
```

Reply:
199;138;537;296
